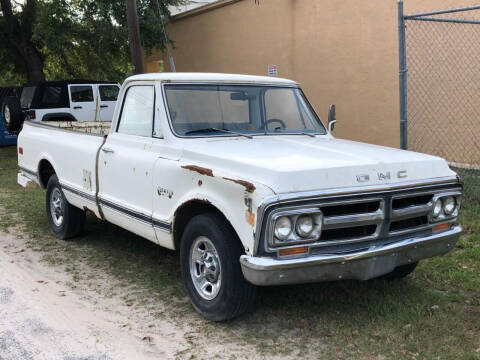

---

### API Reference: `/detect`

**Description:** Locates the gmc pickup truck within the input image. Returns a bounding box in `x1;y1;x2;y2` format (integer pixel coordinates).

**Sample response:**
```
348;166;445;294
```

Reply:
17;73;462;321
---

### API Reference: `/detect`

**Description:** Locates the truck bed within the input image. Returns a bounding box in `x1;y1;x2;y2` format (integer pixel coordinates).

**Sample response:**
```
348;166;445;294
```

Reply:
37;120;111;135
18;121;107;217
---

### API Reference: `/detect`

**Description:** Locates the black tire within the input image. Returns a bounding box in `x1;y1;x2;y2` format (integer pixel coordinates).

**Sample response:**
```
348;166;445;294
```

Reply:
382;262;419;280
46;175;86;240
2;96;24;134
180;212;257;321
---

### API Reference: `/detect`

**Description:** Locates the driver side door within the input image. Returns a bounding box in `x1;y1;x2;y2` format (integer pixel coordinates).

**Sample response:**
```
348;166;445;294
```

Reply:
98;82;158;242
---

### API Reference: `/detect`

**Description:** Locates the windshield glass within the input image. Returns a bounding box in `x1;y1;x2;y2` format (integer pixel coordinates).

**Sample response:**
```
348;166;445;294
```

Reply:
164;84;326;137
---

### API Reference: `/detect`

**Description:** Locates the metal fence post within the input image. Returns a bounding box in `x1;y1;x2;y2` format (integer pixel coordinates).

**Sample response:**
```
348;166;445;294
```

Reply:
398;0;408;150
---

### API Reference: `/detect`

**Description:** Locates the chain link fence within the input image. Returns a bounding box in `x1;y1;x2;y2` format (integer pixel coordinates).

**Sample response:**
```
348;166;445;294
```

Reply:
400;4;480;202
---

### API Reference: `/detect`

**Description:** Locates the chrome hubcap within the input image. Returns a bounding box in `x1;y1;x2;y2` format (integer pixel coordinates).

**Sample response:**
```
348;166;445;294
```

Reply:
4;106;10;124
50;188;64;227
189;236;222;300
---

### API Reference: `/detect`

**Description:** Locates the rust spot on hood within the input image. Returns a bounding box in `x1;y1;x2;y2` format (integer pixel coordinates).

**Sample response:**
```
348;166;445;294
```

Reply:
223;177;256;193
181;165;213;177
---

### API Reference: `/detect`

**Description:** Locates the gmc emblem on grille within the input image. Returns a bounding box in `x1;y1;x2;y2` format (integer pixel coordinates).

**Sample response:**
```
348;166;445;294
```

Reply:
356;170;408;182
377;172;391;181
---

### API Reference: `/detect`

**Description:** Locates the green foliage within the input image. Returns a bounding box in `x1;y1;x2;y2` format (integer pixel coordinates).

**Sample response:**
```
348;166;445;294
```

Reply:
0;0;182;84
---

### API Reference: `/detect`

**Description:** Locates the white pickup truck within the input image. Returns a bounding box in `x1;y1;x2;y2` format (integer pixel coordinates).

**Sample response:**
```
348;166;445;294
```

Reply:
17;73;462;321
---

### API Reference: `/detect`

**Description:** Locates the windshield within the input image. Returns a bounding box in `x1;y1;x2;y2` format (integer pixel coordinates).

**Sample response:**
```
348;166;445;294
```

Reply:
164;84;326;137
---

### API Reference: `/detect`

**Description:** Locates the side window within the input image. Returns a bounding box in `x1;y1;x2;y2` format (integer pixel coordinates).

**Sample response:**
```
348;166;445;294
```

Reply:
70;86;94;102
117;85;154;137
99;85;120;101
41;86;62;105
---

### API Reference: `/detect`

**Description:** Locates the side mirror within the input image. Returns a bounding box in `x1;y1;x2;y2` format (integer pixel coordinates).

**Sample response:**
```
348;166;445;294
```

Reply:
328;104;336;132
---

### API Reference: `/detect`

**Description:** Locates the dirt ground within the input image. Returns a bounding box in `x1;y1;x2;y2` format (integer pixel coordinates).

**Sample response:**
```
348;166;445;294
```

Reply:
0;231;242;360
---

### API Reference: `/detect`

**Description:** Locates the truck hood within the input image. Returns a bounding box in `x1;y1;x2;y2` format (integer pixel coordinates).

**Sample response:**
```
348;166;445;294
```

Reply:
180;136;456;194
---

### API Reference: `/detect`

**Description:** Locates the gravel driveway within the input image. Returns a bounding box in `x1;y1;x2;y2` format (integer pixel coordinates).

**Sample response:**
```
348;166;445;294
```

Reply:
0;232;180;360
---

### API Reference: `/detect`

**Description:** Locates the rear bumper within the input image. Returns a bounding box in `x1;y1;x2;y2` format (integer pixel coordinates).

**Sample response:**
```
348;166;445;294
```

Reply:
240;226;461;286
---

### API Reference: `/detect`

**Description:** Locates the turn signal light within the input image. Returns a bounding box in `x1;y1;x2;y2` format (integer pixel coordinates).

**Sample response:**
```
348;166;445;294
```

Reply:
278;246;308;257
433;223;450;232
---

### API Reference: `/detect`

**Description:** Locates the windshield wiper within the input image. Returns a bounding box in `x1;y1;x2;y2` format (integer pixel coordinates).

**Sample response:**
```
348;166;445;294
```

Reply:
299;131;316;138
185;127;253;139
264;130;317;138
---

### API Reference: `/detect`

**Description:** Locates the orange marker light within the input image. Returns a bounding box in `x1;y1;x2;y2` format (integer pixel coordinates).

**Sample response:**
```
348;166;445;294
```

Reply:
433;223;450;232
248;212;255;226
278;246;308;257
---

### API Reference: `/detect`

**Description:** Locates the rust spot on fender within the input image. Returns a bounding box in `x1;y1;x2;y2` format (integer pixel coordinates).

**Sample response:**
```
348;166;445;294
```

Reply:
181;165;213;177
223;177;256;193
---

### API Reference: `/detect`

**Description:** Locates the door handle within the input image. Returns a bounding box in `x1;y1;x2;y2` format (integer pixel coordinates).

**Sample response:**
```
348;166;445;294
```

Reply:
102;147;115;154
100;105;108;108
73;106;82;109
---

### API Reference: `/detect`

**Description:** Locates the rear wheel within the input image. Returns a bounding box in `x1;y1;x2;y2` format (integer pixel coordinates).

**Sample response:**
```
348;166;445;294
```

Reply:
382;262;419;280
46;175;86;240
180;212;256;321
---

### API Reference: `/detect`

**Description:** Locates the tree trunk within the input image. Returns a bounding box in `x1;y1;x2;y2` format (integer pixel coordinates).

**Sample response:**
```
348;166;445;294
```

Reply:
22;44;45;83
125;0;144;74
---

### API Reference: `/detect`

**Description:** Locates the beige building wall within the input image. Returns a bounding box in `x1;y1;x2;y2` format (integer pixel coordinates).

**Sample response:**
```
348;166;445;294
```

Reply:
145;0;480;148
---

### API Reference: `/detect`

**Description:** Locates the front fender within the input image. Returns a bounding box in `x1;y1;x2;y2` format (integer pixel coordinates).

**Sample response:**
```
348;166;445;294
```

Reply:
153;160;275;255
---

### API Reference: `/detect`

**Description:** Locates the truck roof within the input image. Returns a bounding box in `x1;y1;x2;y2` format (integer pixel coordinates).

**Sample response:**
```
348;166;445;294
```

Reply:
126;72;298;85
23;80;118;87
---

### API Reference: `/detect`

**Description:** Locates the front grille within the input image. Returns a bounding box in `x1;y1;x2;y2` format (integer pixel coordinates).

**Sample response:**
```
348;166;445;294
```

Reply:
260;182;462;255
321;225;377;241
389;216;428;232
392;194;433;209
322;201;380;216
389;192;436;235
317;198;384;245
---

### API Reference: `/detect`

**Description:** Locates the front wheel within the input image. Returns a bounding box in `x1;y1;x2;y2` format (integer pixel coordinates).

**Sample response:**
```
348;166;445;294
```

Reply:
180;213;256;321
46;175;86;240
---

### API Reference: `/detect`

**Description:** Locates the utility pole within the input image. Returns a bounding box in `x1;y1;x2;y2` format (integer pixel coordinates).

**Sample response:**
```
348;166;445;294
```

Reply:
125;0;144;74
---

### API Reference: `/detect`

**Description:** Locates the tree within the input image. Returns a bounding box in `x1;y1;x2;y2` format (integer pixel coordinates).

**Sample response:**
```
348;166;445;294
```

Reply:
125;0;144;74
0;0;181;85
0;0;45;83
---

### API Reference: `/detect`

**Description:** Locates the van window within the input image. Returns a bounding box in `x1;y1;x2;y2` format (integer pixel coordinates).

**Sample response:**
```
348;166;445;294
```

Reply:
117;85;154;137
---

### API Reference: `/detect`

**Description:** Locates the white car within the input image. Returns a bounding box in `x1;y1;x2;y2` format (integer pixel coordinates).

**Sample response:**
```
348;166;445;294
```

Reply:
17;73;462;321
2;80;120;134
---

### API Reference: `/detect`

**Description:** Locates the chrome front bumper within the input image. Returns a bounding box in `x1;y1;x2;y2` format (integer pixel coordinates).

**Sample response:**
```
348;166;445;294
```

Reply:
240;226;461;286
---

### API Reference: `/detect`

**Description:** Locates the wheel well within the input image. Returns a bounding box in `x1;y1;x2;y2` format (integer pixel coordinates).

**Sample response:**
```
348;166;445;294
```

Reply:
173;200;235;250
38;160;55;188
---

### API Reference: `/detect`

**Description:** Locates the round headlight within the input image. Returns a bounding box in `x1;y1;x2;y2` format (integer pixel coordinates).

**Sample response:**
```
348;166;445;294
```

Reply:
296;215;314;238
443;196;456;215
433;198;443;218
274;216;293;241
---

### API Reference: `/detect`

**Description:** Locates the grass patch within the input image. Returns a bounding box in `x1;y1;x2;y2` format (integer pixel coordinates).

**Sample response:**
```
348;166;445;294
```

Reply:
1;146;479;359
